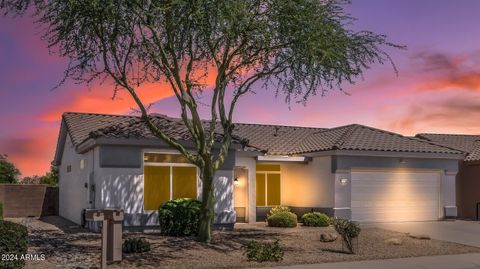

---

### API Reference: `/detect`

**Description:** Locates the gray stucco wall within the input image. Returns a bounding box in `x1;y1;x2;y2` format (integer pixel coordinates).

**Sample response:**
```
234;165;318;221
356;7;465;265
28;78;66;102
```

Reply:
333;155;459;173
93;146;236;227
59;135;94;225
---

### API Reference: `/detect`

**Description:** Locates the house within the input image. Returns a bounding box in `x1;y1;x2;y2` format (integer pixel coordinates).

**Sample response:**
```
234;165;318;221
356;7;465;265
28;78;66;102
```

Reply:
415;134;480;220
53;112;467;228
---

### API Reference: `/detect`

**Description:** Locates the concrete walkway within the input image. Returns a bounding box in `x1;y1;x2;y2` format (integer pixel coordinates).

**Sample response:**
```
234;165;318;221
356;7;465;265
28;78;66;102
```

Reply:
269;253;480;269
373;220;480;247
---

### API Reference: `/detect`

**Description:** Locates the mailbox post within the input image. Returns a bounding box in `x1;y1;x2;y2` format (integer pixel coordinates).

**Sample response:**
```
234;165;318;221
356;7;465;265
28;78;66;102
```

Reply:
85;209;124;268
104;209;124;262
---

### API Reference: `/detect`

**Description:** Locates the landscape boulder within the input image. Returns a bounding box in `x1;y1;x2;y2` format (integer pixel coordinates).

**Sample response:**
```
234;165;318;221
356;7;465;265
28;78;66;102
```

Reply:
320;233;338;242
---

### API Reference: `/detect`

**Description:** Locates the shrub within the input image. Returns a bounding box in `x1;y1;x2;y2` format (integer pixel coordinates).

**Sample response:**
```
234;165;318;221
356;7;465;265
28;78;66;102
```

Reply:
0;202;3;221
332;218;361;254
0;221;28;269
301;212;330;227
244;240;283;262
266;206;291;219
158;198;201;236
122;238;151;253
267;211;297;228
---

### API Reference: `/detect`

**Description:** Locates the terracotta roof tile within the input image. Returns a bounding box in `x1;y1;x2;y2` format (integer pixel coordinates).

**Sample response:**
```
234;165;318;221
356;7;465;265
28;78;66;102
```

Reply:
61;112;463;156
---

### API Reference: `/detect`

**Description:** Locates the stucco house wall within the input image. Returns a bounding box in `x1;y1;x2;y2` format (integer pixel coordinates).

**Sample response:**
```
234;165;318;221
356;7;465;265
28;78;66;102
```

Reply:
59;140;237;227
280;156;335;208
456;161;480;220
59;135;93;224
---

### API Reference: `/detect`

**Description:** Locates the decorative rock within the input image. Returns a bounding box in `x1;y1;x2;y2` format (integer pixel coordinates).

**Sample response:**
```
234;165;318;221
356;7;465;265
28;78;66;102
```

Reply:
407;233;431;240
384;238;402;245
320;233;338;242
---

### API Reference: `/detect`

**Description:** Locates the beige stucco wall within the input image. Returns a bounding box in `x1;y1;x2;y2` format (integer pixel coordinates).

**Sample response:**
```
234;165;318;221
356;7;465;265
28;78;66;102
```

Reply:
280;156;335;208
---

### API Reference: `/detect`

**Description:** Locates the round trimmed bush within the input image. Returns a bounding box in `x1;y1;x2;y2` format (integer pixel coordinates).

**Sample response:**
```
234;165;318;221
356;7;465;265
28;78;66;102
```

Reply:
301;212;330;227
267;211;297;228
158;198;201;236
0;221;28;269
267;206;291;219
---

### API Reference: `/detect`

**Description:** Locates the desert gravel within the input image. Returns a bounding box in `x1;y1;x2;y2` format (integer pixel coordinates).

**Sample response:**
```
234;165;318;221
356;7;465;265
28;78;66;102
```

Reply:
8;217;479;269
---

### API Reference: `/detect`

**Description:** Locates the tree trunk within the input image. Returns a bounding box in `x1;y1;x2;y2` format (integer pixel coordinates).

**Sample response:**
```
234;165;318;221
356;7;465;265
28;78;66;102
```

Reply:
197;164;215;242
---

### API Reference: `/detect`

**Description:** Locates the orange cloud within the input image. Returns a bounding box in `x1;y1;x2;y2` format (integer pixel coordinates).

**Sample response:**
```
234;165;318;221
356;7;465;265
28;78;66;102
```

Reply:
413;51;480;92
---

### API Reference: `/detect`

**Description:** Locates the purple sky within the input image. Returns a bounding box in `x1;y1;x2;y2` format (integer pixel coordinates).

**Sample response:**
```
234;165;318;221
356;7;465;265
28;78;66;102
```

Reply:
1;0;480;176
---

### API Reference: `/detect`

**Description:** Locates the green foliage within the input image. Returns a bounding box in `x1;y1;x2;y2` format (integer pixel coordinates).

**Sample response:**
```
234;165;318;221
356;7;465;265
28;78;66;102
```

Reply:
301;212;330;227
158;198;201;236
40;166;59;187
0;202;3;221
122;237;151;254
267;211;297;228
244;240;283;262
332;218;361;254
0;221;28;269
0;155;20;184
267;206;291;219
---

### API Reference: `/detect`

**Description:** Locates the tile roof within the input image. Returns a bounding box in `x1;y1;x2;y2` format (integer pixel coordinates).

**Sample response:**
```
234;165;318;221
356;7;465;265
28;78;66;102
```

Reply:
291;124;463;155
61;112;463;156
63;112;244;147
232;123;326;155
416;133;480;162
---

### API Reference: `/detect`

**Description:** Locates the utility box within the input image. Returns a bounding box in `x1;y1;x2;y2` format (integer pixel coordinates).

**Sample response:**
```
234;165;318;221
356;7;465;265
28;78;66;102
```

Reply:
85;208;124;268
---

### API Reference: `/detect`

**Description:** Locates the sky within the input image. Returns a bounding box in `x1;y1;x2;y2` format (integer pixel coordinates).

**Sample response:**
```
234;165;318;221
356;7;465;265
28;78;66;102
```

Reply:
1;0;480;177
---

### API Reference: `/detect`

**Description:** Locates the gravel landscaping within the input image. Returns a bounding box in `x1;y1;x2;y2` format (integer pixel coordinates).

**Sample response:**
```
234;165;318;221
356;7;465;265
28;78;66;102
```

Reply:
9;217;480;269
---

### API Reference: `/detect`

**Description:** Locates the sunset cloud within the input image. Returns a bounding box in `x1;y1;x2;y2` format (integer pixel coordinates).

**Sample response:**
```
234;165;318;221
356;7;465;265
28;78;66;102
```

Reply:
414;51;480;92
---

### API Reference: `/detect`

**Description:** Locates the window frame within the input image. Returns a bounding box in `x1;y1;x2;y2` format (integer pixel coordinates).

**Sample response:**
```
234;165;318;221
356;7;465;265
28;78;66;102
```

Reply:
143;151;200;211
256;164;282;207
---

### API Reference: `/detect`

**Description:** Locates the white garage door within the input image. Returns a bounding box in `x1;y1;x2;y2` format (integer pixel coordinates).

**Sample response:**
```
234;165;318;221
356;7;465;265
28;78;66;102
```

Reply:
351;170;440;222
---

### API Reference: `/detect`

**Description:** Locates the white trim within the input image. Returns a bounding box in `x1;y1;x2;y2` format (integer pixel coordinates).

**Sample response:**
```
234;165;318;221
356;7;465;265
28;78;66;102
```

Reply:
305;150;465;159
257;155;309;162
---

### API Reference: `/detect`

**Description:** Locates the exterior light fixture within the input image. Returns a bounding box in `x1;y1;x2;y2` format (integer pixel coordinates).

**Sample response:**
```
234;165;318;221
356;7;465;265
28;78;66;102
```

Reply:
234;178;239;185
399;158;407;164
339;178;348;186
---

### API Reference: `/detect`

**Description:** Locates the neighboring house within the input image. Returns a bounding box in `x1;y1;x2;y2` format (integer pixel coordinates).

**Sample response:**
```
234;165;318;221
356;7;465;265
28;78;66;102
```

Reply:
415;134;480;220
53;112;466;228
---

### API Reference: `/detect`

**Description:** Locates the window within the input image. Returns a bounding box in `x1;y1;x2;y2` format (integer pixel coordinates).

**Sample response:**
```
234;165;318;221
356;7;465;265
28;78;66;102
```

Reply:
66;165;72;173
80;159;85;169
256;164;281;206
143;153;197;210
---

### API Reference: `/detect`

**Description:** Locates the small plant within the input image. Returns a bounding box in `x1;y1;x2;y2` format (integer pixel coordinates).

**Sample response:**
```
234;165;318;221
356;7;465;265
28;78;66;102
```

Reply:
244;240;284;262
0;202;3;221
158;198;201;236
0;221;28;269
266;206;291;219
301;212;330;227
332;218;361;254
267;211;297;228
122;238;151;254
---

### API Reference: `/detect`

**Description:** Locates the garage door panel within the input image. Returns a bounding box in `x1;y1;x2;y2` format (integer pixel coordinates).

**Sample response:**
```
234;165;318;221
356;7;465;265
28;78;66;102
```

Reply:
351;170;440;222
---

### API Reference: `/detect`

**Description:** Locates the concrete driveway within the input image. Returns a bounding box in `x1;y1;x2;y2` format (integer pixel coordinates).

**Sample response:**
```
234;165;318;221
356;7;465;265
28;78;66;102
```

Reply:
373;220;480;247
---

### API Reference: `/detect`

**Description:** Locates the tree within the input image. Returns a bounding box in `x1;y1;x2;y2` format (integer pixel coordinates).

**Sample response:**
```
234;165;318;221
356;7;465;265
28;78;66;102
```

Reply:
1;0;402;242
0;154;20;183
40;166;59;187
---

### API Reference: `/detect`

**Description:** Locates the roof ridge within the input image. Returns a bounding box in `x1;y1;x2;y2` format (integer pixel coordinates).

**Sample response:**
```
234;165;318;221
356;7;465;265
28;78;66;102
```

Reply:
63;111;141;118
333;124;360;149
416;132;480;137
234;122;324;130
353;124;466;154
